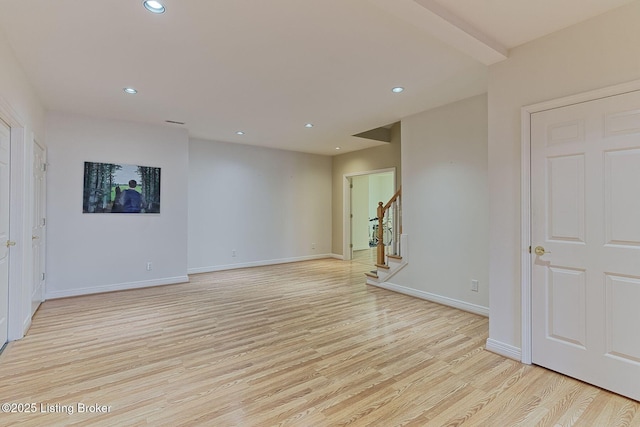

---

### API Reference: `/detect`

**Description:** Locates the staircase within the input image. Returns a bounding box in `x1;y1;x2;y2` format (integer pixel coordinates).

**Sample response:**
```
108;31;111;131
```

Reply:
364;187;408;285
365;251;408;285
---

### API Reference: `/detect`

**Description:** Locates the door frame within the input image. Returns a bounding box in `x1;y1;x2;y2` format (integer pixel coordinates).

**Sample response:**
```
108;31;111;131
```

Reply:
0;95;32;341
31;139;46;314
520;79;640;364
343;167;396;261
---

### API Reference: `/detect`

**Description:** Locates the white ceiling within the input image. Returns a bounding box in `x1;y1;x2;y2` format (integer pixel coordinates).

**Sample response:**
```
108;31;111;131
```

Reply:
0;0;634;155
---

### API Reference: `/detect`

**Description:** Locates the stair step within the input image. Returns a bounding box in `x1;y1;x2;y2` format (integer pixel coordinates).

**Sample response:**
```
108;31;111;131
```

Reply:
387;254;402;260
375;264;390;270
364;271;378;279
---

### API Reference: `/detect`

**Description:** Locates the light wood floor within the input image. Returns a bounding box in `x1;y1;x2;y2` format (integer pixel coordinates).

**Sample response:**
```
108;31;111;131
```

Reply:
0;258;638;426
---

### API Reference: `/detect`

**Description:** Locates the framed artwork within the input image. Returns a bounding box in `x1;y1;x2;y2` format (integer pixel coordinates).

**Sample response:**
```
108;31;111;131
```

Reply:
83;161;161;214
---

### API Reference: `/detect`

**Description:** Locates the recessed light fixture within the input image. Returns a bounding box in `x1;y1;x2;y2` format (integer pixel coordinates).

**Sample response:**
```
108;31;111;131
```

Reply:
123;87;138;94
143;0;165;14
335;147;341;150
236;131;245;135
305;123;314;128
391;87;404;93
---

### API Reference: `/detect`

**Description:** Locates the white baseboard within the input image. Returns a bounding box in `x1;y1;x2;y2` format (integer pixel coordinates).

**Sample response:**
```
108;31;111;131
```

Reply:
485;338;522;361
370;281;489;317
45;275;189;299
187;254;335;274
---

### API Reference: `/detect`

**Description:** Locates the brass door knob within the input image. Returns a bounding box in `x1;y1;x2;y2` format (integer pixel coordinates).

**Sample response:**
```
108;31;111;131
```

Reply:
534;246;550;256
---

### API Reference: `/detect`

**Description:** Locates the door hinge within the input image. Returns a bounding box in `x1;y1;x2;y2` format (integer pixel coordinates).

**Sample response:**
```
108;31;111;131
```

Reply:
41;273;45;281
349;244;353;248
42;218;46;226
350;184;353;189
42;163;47;172
350;214;353;218
528;245;531;254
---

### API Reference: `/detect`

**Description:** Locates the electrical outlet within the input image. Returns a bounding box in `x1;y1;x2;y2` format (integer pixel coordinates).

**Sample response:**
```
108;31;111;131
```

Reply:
471;279;479;292
311;242;316;250
146;262;153;271
232;249;237;257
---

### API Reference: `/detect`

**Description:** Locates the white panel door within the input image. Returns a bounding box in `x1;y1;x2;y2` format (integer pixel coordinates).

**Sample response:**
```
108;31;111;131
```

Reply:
531;90;640;401
31;141;46;315
0;120;10;348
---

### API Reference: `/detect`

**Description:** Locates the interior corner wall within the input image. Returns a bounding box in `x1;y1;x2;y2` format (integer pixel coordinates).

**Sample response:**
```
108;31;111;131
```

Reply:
390;94;489;312
331;122;401;255
187;138;332;273
488;1;640;353
45;112;189;298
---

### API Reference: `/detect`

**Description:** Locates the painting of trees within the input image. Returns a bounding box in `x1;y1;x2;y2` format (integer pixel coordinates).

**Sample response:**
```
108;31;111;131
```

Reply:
137;165;161;213
83;161;161;214
83;162;121;213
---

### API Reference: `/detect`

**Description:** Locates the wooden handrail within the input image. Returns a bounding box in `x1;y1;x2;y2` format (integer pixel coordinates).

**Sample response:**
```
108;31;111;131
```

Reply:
383;187;402;211
377;186;402;266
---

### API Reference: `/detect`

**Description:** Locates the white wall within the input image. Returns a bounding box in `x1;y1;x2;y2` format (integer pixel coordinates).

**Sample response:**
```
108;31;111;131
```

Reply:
188;138;332;272
0;29;45;339
0;36;44;137
488;1;640;356
45;112;189;298
391;94;489;314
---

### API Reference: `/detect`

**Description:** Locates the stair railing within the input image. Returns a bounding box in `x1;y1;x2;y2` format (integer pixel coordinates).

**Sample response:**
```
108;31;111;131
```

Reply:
376;187;402;266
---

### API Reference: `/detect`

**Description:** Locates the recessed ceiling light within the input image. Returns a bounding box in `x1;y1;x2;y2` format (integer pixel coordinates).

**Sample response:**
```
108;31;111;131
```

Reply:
236;131;245;135
391;87;404;93
123;87;138;94
305;123;314;128
143;0;165;14
335;147;341;150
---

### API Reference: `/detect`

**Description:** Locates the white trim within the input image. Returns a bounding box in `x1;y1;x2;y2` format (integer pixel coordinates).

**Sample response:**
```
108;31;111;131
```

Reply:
187;254;334;275
520;78;640;365
342;167;396;261
45;276;189;299
370;280;489;317
485;338;522;361
7;127;26;342
330;253;344;260
32;139;47;311
0;94;30;342
520;106;532;365
22;315;31;337
0;96;25;128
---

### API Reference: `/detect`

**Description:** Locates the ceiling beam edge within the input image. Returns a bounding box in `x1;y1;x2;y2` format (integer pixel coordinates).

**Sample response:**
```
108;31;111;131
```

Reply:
370;0;508;65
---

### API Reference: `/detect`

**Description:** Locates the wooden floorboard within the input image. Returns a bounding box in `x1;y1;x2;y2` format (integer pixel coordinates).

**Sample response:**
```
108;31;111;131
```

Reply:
0;258;638;426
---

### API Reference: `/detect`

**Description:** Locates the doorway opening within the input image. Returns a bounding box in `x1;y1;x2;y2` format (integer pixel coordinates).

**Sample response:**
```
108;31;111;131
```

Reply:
343;168;396;261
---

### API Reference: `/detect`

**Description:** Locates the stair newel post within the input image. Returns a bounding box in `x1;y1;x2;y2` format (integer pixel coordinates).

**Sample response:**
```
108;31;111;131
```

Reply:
377;201;385;266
